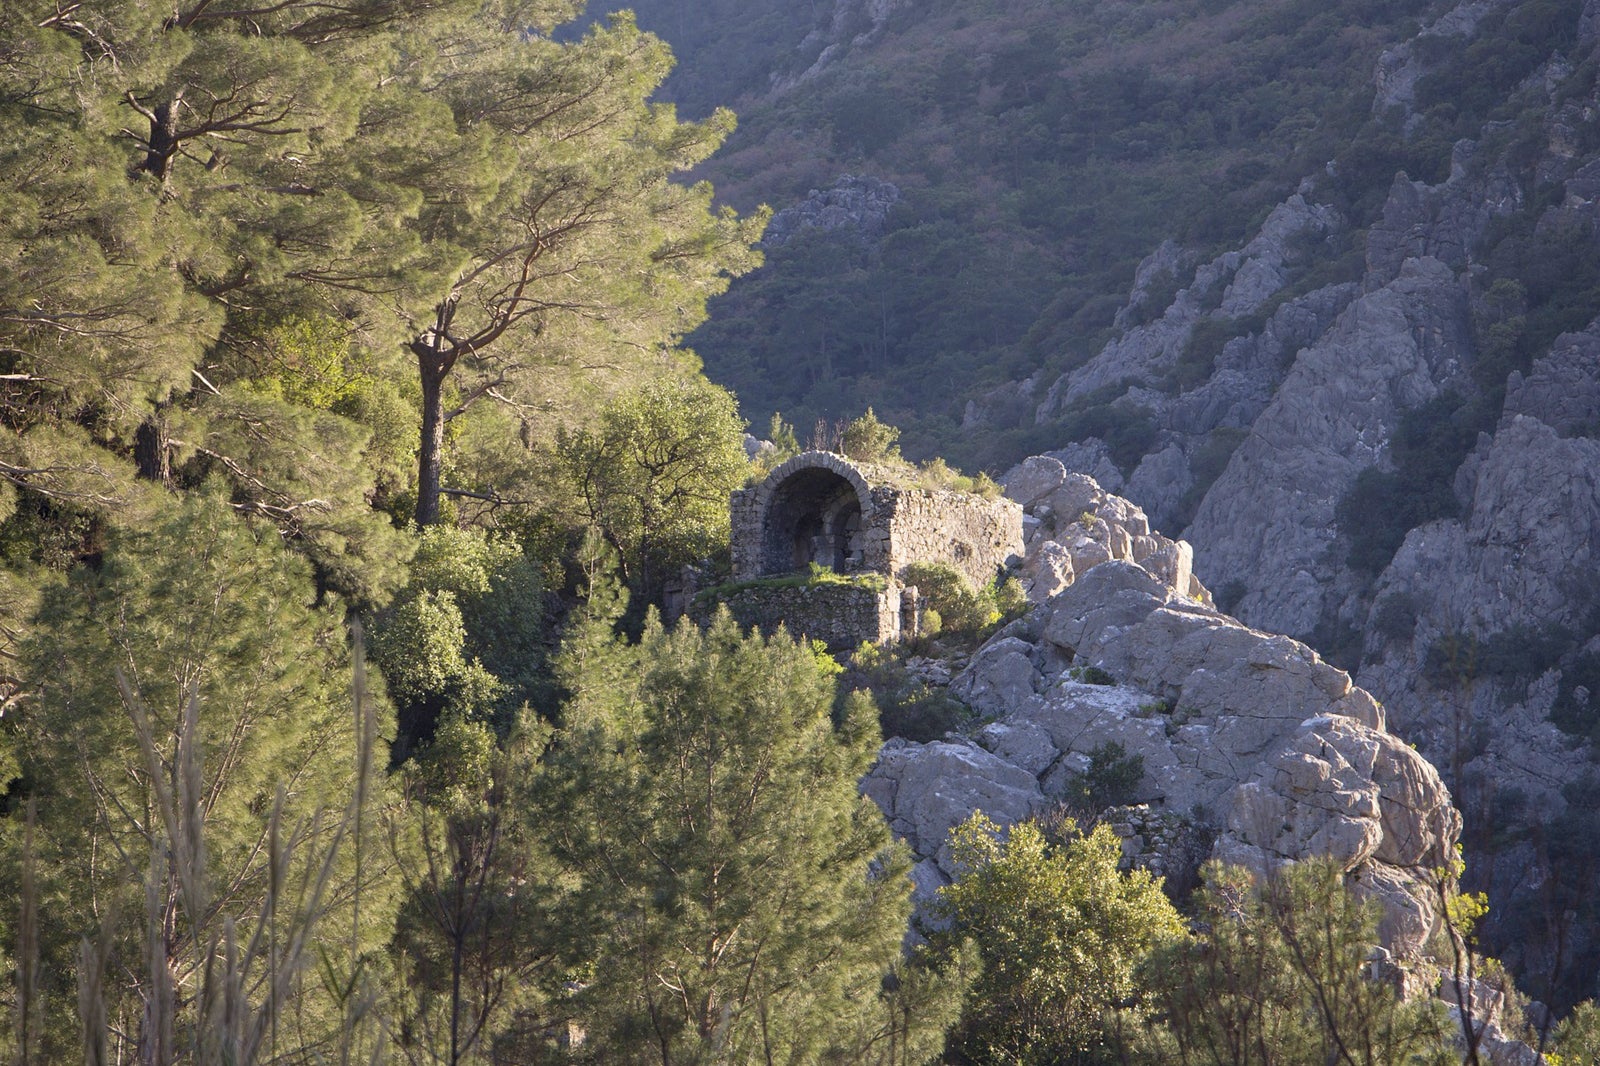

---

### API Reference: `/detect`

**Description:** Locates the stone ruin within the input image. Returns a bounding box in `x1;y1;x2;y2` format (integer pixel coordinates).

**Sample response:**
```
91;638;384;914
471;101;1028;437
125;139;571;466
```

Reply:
715;451;1024;649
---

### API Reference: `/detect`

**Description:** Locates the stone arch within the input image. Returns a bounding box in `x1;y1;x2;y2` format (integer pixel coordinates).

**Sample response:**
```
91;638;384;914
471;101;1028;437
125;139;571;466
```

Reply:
754;452;877;577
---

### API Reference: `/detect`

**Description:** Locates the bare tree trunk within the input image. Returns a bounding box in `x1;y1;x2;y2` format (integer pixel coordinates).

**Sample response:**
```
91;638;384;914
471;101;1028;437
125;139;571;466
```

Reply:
138;97;182;186
135;416;172;486
416;356;447;527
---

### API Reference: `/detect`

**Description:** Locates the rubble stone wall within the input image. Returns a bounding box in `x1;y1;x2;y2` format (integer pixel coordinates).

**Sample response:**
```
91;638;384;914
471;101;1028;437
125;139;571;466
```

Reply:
880;488;1024;590
710;582;905;651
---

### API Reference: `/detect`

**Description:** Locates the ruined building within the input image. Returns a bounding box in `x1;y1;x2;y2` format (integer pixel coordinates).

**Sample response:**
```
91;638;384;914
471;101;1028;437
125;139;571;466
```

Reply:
713;451;1024;649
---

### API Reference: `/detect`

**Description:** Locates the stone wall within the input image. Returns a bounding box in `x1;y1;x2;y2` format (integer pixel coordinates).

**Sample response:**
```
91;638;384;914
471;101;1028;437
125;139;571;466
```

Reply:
707;582;907;651
731;452;887;580
880;487;1024;591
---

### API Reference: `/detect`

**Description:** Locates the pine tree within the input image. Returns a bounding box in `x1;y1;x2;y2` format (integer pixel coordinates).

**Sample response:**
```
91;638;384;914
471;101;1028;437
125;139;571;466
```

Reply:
539;608;955;1063
10;488;402;1060
382;10;767;526
1143;860;1454;1066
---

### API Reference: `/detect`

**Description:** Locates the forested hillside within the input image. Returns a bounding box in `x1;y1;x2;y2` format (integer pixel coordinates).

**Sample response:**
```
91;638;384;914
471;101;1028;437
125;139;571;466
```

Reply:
5;0;1600;1062
618;0;1486;462
614;0;1600;1018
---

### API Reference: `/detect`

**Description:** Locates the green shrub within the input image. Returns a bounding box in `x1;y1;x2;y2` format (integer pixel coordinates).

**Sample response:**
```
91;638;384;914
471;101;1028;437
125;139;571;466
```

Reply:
1069;664;1116;686
902;563;1027;644
935;813;1185;1065
1336;392;1483;575
842;644;975;743
1065;741;1146;813
839;406;902;463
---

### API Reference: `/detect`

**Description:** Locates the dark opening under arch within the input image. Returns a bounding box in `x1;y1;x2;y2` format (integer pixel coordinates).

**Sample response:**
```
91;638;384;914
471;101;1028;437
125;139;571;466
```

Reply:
760;467;867;576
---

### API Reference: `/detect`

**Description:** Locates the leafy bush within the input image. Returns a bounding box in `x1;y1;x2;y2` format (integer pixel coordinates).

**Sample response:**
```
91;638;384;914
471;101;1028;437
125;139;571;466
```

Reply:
558;377;750;599
903;562;1026;644
1142;859;1453;1064
1172;426;1249;528
935;813;1185;1065
1064;741;1146;813
370;526;548;754
839;406;903;463
841;643;974;743
1068;664;1116;686
1551;651;1600;742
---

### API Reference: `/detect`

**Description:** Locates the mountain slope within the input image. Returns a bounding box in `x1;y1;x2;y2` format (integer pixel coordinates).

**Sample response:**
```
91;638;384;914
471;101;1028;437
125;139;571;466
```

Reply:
615;0;1600;1015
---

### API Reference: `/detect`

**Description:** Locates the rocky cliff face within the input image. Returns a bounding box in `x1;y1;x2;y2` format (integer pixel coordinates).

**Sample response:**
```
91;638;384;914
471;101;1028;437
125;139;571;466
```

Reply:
864;460;1462;976
965;0;1600;1002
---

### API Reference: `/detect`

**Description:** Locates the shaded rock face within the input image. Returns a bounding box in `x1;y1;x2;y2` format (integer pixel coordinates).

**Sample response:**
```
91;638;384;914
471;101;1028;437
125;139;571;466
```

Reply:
770;0;919;92
1184;254;1473;639
971;0;1600;995
1035;194;1345;420
761;174;902;247
863;476;1462;965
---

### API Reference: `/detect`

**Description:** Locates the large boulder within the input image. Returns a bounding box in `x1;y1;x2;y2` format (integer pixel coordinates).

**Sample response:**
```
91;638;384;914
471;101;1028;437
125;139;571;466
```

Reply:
864;471;1462;967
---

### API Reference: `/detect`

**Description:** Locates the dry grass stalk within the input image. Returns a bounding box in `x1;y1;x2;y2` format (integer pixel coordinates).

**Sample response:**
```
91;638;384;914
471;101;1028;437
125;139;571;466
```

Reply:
72;627;385;1066
15;800;39;1066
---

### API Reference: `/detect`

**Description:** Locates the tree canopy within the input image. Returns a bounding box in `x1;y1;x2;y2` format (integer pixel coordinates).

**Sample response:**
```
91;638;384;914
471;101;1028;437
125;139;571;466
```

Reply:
539;606;952;1062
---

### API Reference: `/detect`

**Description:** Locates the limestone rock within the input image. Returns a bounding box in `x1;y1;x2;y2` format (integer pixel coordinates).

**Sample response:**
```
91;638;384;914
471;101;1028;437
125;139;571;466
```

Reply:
948;636;1040;717
1186;255;1473;639
862;738;1044;877
867;475;1460;961
1001;468;1207;608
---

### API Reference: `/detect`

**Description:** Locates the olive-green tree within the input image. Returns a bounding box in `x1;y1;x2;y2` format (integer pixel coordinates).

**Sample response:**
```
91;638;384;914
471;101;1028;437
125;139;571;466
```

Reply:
557;377;749;599
370;524;549;756
538;606;957;1063
388;711;567;1066
1142;860;1454;1066
936;813;1186;1065
10;488;403;1061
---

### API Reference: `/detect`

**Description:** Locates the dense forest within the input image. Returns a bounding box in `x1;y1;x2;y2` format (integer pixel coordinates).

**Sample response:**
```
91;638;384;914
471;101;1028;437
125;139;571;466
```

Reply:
618;0;1585;468
4;0;1600;1063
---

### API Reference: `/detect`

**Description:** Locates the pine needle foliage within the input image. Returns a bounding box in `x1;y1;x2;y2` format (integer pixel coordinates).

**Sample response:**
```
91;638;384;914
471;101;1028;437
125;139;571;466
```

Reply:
1141;860;1455;1066
11;489;401;1062
538;605;957;1063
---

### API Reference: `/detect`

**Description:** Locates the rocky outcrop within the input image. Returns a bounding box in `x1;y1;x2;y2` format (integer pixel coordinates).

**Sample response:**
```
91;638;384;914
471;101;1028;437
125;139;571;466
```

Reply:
1372;0;1517;121
1001;455;1207;604
863;475;1462;966
1035;194;1344;418
761;174;902;246
980;2;1600;1012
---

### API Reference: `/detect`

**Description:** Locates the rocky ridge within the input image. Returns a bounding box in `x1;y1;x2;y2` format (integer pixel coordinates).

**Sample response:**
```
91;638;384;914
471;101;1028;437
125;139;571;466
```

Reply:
863;458;1462;971
952;0;1600;996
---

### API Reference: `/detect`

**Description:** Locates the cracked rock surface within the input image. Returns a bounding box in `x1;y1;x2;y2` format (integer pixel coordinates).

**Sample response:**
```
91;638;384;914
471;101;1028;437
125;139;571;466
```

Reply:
862;472;1462;963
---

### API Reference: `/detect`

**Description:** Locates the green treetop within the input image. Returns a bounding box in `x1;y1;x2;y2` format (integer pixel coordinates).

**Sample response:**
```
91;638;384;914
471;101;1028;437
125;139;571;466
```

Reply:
937;812;1186;1066
537;606;956;1063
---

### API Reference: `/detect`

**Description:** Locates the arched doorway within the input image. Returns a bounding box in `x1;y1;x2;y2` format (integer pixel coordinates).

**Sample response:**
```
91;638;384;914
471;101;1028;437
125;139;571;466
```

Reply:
759;466;866;576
